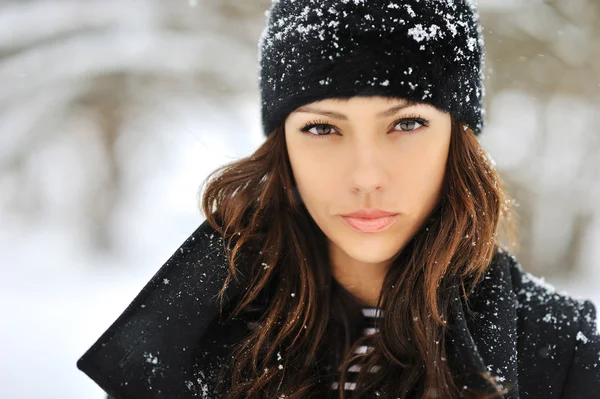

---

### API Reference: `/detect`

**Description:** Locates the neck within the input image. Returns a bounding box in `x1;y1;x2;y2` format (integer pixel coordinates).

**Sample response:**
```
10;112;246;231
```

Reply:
330;257;388;308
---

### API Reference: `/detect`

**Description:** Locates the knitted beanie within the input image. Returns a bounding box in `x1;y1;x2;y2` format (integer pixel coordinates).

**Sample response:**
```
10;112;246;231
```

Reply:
258;0;486;137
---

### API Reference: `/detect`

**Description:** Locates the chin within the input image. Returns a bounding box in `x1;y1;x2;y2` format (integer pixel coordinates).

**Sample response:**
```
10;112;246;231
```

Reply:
342;243;401;265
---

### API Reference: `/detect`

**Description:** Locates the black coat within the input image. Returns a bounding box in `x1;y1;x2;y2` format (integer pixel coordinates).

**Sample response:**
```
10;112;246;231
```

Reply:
77;219;600;398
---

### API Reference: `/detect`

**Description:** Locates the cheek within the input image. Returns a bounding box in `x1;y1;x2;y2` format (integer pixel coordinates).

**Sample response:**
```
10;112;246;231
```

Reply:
293;169;341;240
396;145;448;209
288;151;335;209
294;168;335;209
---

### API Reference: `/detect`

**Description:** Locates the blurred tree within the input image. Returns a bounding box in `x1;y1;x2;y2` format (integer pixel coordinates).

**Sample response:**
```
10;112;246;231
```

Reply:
481;0;600;276
0;0;269;251
0;0;598;279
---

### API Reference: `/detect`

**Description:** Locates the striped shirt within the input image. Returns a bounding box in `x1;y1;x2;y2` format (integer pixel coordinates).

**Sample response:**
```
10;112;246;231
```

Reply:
329;306;384;397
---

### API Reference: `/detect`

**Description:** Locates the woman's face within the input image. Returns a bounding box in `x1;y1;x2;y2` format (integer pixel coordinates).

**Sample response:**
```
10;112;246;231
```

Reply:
284;96;452;275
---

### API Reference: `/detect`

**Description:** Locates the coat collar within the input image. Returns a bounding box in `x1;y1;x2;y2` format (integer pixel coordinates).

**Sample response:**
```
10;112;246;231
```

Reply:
445;249;520;399
76;220;254;398
77;218;521;398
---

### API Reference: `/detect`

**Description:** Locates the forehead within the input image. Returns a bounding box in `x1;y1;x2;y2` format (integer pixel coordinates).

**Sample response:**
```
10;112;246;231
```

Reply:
291;96;441;117
303;96;415;105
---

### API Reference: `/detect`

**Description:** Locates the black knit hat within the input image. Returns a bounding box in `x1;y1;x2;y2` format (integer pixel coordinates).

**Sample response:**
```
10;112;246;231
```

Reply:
258;0;486;137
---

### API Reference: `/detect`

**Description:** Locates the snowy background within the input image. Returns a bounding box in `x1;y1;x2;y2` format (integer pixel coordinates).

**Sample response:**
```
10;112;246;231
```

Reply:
1;0;599;398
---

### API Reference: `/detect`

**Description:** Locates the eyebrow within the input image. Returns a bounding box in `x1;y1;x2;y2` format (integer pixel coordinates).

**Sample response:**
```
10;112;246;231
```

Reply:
294;102;416;120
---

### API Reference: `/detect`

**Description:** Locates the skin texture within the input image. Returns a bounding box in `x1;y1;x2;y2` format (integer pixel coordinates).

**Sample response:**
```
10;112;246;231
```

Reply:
284;96;452;307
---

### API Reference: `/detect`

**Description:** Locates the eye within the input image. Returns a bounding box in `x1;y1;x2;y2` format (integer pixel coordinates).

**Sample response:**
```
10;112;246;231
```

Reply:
299;119;338;139
298;115;430;139
393;116;429;133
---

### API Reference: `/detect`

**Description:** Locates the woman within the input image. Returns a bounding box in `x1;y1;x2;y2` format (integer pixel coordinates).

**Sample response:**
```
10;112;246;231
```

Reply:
77;0;600;398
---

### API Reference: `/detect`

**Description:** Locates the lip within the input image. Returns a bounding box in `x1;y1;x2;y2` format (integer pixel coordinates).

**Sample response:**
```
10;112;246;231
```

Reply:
341;214;399;233
341;208;398;219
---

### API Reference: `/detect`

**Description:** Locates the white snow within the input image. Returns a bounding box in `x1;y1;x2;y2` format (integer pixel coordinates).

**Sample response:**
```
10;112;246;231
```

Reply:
407;24;443;43
2;2;600;399
576;331;589;344
0;95;261;398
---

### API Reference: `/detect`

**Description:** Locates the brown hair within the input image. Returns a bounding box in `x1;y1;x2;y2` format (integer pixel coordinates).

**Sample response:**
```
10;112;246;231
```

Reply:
199;117;518;398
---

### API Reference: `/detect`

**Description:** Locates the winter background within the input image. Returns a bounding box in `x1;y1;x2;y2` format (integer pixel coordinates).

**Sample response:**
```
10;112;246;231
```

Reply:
1;0;599;398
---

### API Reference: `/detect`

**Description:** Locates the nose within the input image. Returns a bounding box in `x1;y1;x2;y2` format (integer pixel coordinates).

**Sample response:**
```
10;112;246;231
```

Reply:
347;143;389;194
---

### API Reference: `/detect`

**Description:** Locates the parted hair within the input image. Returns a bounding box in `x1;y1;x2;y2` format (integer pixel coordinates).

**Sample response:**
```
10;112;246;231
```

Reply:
199;117;518;398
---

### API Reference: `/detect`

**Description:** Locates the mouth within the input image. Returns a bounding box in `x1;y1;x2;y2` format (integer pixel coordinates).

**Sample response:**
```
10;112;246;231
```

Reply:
341;214;399;233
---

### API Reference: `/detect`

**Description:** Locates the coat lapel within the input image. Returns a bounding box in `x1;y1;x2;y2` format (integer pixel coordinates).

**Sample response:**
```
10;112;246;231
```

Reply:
78;214;521;398
76;219;254;398
446;251;520;398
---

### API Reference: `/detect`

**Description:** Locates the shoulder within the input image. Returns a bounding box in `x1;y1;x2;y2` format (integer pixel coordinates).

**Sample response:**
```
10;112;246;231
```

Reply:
488;247;600;396
490;247;597;331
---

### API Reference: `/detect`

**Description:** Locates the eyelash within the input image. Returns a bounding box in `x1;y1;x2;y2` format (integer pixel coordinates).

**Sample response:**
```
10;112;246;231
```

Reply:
298;114;430;139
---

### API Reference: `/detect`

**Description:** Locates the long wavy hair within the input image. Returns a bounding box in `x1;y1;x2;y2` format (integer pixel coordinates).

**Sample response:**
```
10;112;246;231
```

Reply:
198;117;519;399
